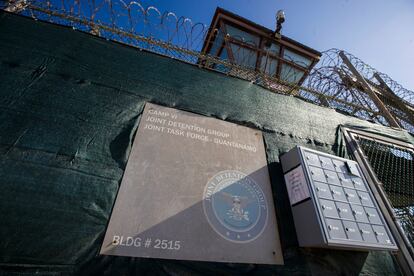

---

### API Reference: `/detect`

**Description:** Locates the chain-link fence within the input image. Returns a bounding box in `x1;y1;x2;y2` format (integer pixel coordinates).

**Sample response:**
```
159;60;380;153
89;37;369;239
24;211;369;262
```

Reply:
1;0;413;134
356;136;414;254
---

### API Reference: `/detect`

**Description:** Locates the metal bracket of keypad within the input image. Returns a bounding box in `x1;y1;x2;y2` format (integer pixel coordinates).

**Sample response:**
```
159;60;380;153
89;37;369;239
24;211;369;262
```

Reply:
281;146;398;251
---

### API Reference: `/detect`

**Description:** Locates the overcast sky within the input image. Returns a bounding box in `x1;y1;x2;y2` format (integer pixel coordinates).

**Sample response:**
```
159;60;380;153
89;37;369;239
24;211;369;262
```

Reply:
142;0;414;91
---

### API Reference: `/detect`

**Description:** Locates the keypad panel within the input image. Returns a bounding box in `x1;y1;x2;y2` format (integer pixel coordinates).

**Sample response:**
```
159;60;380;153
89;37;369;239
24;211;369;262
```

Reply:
300;148;396;248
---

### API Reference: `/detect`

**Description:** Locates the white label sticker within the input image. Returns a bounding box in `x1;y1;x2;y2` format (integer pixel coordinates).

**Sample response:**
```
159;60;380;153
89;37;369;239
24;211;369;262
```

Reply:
284;166;310;205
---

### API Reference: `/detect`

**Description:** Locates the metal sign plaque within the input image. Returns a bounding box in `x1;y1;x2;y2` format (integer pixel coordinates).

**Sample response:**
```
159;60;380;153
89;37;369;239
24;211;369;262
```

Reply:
100;103;283;264
284;166;310;206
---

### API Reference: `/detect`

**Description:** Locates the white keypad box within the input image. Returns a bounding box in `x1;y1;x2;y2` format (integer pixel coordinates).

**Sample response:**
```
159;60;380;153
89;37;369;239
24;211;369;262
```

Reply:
281;146;397;251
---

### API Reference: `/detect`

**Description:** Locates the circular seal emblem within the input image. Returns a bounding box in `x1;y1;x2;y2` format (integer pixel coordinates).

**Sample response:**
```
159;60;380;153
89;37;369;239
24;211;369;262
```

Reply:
203;170;268;243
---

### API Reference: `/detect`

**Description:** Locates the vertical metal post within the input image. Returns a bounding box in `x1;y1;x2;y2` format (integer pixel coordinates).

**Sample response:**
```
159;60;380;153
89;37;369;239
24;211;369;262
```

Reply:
339;51;400;128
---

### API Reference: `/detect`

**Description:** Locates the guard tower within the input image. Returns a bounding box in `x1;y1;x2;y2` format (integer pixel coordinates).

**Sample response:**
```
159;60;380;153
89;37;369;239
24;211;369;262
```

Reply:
201;8;321;87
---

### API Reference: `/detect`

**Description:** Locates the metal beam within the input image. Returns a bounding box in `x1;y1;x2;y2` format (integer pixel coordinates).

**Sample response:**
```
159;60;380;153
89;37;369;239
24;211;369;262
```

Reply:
373;73;414;126
339;51;401;128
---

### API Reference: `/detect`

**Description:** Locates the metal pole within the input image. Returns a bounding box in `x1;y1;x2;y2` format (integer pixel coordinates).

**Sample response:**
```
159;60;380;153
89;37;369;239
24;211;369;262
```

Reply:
339;51;401;128
373;73;414;126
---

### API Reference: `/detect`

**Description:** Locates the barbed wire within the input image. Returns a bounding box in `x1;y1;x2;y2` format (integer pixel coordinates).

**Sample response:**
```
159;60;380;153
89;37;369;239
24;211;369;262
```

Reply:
1;0;413;133
305;49;414;132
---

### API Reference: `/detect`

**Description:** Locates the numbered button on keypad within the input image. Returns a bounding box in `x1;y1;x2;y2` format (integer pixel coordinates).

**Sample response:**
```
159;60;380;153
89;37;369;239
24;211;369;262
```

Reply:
365;207;382;225
344;188;361;204
358;223;377;243
335;202;354;220
320;199;339;218
358;191;374;207
352;177;367;191
319;156;335;171
310;167;327;182
343;221;363;241
338;173;354;188
372;225;392;244
305;153;321;167
326;219;347;240
330;185;347;202
325;170;341;185
315;182;332;199
351;205;369;223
